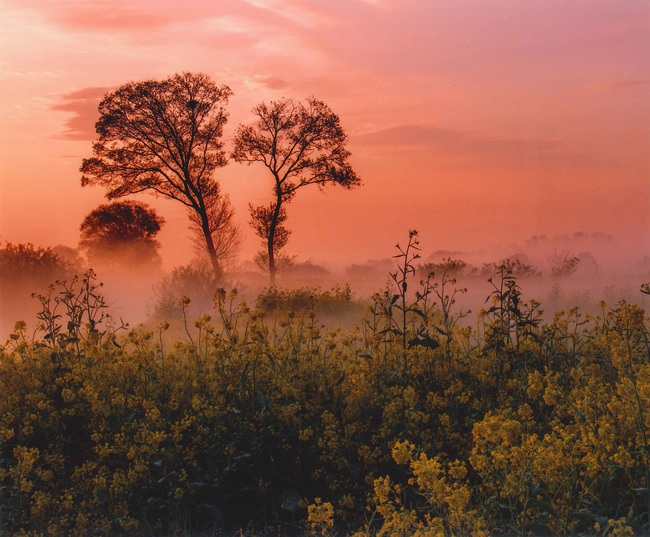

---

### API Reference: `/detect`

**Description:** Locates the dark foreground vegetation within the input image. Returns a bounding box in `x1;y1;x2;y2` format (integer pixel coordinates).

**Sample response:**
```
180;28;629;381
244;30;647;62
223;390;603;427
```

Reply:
2;239;650;536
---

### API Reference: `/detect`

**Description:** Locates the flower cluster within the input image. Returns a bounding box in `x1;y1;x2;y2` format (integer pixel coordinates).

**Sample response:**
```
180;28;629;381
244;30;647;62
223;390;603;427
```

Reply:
1;267;649;536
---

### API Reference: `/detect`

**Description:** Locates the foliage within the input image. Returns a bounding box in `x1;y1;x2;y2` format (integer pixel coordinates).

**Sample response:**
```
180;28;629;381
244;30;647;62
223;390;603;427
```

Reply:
232;97;362;285
150;263;217;320
482;257;542;279
79;200;165;270
2;245;650;536
255;285;361;327
80;72;239;281
0;242;81;334
550;250;581;278
249;203;295;274
0;242;76;283
418;258;470;280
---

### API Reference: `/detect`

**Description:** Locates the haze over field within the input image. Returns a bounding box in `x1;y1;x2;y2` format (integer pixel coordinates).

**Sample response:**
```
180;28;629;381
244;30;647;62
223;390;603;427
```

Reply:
0;0;648;335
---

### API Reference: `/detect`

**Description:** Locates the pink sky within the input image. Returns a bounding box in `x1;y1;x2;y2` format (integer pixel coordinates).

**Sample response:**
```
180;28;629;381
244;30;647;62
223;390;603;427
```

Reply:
1;0;648;271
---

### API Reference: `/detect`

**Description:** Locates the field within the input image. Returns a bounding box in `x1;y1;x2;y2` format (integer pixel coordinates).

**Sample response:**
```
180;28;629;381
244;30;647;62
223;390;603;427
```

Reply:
2;251;650;537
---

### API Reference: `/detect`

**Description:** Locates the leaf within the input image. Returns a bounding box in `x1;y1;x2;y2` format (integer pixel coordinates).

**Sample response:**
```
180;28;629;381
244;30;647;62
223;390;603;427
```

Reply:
528;498;558;519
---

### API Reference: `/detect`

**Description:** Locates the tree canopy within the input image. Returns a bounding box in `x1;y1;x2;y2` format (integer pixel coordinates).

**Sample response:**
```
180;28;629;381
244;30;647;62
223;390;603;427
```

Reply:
80;72;239;280
232;97;361;285
0;242;74;283
79;201;165;270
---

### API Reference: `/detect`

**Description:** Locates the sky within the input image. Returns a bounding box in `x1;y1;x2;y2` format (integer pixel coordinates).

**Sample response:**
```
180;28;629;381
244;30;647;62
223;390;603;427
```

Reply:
0;0;648;272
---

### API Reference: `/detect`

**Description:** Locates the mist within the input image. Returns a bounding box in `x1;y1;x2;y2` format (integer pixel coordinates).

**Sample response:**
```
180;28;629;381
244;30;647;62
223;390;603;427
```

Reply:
3;230;648;341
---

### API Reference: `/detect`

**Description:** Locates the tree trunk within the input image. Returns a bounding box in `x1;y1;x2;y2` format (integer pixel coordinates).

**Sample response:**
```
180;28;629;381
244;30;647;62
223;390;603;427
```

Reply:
268;237;276;286
267;194;283;287
201;217;223;282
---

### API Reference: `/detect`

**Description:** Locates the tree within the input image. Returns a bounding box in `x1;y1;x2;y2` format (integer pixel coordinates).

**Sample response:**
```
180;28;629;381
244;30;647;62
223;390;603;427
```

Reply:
80;72;240;281
0;242;78;334
188;189;241;272
248;202;294;274
79;201;165;270
0;242;74;284
232;97;361;285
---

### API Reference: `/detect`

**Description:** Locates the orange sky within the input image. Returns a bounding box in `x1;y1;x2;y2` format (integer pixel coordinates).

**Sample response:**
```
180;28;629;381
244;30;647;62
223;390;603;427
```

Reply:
1;0;648;271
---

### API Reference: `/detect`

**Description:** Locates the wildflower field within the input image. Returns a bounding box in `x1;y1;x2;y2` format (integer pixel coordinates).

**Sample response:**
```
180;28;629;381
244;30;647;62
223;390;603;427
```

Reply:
2;255;649;536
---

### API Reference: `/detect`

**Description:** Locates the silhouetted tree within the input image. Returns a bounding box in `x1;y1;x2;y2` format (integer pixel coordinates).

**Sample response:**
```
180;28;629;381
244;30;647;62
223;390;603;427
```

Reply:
249;203;294;274
51;245;85;271
151;263;216;320
0;242;78;333
79;201;165;270
188;191;241;273
0;242;74;284
80;72;240;281
418;258;469;279
232;97;361;285
482;257;541;279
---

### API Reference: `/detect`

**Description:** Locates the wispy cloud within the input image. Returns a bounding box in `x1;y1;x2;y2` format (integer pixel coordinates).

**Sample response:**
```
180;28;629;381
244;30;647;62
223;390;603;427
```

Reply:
241;0;332;27
250;75;289;90
356;124;560;154
200;15;265;35
51;87;111;140
356;0;392;7
589;78;650;92
0;67;64;79
5;0;173;34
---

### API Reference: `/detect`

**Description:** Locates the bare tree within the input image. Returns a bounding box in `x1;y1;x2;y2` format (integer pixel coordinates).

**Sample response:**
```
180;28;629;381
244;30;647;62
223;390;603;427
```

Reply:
232;97;361;285
187;186;242;272
80;72;240;281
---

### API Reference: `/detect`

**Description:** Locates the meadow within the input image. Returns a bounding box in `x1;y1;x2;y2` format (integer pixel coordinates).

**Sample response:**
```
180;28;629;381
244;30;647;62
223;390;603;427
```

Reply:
1;237;649;536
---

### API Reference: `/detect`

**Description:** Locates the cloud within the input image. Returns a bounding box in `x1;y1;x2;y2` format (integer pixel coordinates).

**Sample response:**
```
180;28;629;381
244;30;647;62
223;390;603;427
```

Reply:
589;78;650;92
356;0;392;7
45;1;171;33
241;0;332;27
0;68;64;79
253;75;289;90
51;87;111;140
200;15;264;35
356;124;560;155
